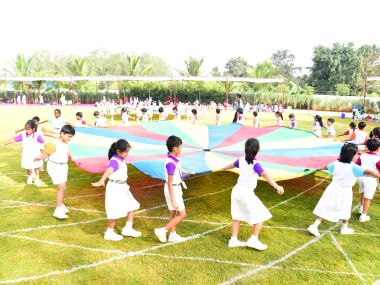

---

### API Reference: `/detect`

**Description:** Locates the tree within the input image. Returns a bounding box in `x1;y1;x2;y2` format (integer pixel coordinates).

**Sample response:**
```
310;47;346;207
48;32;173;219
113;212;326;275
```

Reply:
211;67;220;76
357;44;380;95
308;43;362;93
270;49;298;79
225;57;248;77
184;56;203;76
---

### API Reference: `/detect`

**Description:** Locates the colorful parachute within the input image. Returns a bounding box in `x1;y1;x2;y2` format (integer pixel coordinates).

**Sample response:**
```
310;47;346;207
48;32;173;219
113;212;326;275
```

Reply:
71;121;342;181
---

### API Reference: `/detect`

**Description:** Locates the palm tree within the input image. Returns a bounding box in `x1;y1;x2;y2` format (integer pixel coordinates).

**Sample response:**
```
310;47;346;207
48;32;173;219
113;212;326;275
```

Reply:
184;57;203;76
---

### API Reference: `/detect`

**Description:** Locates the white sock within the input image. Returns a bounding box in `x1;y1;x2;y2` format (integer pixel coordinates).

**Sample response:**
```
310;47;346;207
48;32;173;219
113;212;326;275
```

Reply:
125;221;133;230
107;227;114;233
250;235;258;240
341;223;348;229
313;220;321;227
230;236;237;241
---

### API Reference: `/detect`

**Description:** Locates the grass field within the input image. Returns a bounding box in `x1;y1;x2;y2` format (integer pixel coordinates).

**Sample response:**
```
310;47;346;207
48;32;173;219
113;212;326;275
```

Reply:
0;105;379;285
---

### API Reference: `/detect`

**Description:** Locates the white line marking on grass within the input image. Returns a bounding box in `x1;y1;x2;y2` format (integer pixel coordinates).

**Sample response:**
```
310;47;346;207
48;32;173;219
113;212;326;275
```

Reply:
219;205;360;285
63;193;104;201
353;232;380;237
329;232;365;283
0;218;108;235
0;254;128;284
142;252;259;267
0;233;124;255
268;176;328;210
0;224;229;284
0;204;32;210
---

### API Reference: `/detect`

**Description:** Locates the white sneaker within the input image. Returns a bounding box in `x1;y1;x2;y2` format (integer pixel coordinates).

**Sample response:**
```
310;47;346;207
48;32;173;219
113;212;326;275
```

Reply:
228;239;247;248
34;178;42;186
154;228;167;243
61;204;70;214
307;224;321;237
359;214;371;223
340;226;354;235
246;237;268;251
104;231;123;241
168;232;187;243
121;227;142;238
26;176;34;185
53;208;68;219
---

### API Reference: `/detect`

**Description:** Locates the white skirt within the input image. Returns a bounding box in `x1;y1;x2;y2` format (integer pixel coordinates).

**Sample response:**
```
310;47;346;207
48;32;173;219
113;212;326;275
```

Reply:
47;161;68;185
105;182;140;219
21;149;43;169
313;183;353;222
231;184;272;225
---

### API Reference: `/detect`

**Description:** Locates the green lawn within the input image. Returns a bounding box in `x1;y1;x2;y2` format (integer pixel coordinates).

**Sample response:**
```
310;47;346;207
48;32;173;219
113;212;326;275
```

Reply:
0;105;379;285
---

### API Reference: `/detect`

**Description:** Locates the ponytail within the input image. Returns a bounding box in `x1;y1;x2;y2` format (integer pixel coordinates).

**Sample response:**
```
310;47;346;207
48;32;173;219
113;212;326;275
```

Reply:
245;138;260;165
108;139;131;160
369;127;380;139
275;111;283;120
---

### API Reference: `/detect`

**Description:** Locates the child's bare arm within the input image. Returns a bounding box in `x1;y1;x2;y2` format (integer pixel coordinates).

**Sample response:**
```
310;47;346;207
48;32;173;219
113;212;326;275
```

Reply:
92;167;114;187
261;172;284;195
3;138;16;146
364;169;380;179
220;163;235;171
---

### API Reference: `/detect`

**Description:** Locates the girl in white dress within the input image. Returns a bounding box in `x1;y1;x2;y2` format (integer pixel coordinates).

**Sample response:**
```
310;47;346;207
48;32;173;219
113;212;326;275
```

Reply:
3;120;45;185
92;139;141;241
275;111;283;126
221;138;284;250
253;111;260;128
312;115;324;137
307;143;380;237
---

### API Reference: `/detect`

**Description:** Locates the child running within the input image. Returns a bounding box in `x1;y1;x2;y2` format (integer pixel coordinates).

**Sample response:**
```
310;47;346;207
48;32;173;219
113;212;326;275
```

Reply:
154;135;195;243
92;139;141;241
356;139;380;222
4;120;45;186
35;125;75;219
288;113;296;128
221;138;284;250
307;143;380;236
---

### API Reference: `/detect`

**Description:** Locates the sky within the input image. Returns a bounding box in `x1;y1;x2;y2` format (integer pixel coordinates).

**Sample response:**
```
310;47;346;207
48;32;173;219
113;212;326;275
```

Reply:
1;0;379;75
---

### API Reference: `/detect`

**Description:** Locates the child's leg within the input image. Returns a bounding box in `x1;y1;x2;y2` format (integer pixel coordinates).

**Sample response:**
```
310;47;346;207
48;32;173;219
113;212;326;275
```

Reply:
165;209;186;232
362;198;371;214
307;216;323;237
108;219;116;230
231;220;240;237
252;222;263;237
168;210;177;233
56;183;66;207
340;219;354;234
127;211;135;222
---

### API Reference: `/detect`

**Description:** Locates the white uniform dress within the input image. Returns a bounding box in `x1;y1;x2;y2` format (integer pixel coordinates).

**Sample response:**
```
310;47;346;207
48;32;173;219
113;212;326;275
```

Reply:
349;129;367;151
357;152;380;199
19;132;44;169
327;125;336;136
47;140;69;185
313;161;365;222
164;155;185;211
231;157;272;225
105;156;140;219
312;122;322;137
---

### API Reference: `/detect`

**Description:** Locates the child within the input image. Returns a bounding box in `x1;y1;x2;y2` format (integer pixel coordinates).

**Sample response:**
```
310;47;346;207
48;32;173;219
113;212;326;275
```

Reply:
35;125;75;219
253;111;259;128
288;113;296;128
337;122;356;139
75;112;87;128
173;106;181;120
138;108;149;122
3;120;45;186
369;127;380;140
191;109;198;124
49;109;67;136
307;143;380;237
92;139;142;241
312;115;324;137
356;139;380;222
325;118;336;138
215;108;222;126
220;138;284;250
93;111;108;127
158;107;167;121
236;108;245;126
275;111;283;127
121;108;132;126
350;122;368;151
154;135;195;243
